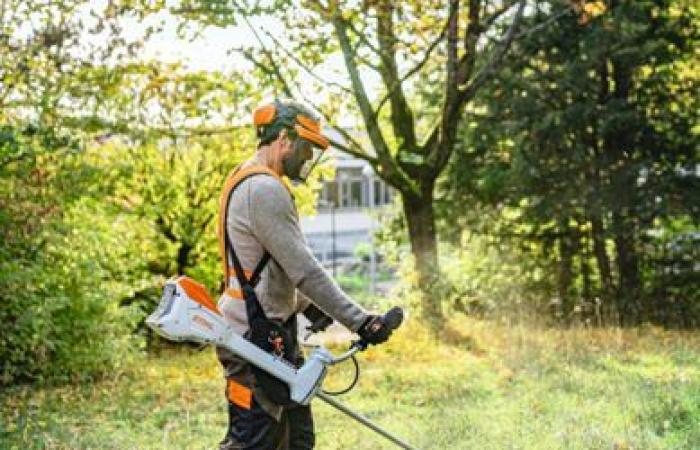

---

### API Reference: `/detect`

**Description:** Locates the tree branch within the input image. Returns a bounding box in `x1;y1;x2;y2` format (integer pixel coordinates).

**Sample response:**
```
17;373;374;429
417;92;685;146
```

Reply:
345;18;381;55
292;89;379;166
456;0;482;89
82;118;247;141
240;15;294;97
483;0;521;30
159;124;248;138
332;14;417;194
375;1;417;154
424;0;526;177
512;4;576;41
458;0;526;103
327;136;378;165
445;0;460;95
419;0;471;174
374;9;451;121
260;28;354;95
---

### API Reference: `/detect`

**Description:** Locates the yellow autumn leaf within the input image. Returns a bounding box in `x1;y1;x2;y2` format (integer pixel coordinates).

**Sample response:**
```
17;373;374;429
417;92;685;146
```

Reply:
584;1;607;18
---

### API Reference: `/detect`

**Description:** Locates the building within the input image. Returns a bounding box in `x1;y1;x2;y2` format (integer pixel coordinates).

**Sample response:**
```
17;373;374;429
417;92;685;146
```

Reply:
301;147;394;266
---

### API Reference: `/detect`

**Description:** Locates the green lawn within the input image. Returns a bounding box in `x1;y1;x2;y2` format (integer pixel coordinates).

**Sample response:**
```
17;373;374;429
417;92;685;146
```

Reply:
2;317;699;449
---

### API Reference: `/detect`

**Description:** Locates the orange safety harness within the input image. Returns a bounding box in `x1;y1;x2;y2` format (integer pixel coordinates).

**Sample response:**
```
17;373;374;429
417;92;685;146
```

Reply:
217;164;298;406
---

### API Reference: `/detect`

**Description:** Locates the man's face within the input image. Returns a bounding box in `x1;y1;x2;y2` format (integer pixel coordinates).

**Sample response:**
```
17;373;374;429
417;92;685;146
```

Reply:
278;131;317;182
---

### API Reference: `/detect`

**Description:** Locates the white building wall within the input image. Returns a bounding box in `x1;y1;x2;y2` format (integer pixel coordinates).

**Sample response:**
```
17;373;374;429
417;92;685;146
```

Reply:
301;146;392;265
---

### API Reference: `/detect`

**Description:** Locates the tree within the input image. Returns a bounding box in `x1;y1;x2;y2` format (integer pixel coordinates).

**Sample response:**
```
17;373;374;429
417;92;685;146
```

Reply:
0;0;152;382
150;0;542;326
444;0;699;324
0;0;264;381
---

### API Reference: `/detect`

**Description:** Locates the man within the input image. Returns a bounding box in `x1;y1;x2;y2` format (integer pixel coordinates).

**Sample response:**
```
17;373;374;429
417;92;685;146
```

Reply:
216;99;396;449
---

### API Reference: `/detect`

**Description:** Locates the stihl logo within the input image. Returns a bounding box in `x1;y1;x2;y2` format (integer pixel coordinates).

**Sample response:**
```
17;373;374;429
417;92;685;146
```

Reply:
192;315;214;331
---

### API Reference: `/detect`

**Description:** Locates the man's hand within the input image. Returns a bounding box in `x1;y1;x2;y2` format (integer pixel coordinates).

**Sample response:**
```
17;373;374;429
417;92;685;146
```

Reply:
357;307;404;346
303;304;333;333
357;316;391;345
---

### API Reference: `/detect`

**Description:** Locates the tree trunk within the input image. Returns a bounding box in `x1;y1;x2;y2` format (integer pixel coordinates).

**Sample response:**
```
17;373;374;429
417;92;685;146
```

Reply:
581;247;592;305
557;221;575;320
401;187;442;327
176;243;192;276
590;216;613;300
612;211;641;325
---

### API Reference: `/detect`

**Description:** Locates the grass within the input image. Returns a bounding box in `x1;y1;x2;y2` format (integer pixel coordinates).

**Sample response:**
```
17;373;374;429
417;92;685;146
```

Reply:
1;316;699;449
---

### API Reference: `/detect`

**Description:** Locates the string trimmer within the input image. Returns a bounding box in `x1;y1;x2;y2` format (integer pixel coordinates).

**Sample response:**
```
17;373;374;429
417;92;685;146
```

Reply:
146;276;416;449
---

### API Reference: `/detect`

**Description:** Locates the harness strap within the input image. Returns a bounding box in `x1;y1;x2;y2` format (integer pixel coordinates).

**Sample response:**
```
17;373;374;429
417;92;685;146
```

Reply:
219;164;301;405
218;165;281;288
217;164;290;323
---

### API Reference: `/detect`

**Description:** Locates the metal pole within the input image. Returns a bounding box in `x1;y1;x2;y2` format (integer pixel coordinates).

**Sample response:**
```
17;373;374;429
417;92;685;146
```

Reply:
366;173;376;296
316;392;417;450
331;200;337;278
369;235;376;296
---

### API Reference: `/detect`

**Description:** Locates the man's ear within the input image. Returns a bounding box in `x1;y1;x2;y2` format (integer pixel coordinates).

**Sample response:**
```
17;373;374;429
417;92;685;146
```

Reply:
277;129;293;149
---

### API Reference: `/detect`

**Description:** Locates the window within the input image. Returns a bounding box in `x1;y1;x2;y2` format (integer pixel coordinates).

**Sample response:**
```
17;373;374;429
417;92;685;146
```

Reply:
340;180;350;207
321;181;339;207
318;168;395;210
350;179;362;207
340;178;362;207
335;168;363;208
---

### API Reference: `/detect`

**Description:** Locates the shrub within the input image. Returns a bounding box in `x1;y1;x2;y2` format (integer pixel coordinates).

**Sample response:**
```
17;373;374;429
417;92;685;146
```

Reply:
0;200;147;385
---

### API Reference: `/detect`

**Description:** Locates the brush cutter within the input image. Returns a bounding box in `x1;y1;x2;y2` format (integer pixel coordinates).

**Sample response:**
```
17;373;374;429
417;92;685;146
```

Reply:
146;276;417;450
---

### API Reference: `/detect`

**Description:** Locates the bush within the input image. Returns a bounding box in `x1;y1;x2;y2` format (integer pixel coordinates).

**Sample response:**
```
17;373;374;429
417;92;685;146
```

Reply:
0;200;148;385
386;233;545;323
644;224;700;327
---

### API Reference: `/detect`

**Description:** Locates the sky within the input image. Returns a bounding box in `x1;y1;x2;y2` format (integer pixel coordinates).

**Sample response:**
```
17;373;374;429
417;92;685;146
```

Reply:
11;1;382;129
123;10;263;73
109;3;376;127
14;1;251;72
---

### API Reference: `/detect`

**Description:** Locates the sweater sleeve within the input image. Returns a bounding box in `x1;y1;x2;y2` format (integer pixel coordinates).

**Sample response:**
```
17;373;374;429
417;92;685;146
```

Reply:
295;290;312;314
249;176;368;332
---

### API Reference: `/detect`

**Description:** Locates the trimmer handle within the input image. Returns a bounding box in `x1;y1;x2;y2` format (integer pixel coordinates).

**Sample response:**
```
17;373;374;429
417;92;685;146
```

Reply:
353;306;404;351
382;306;404;331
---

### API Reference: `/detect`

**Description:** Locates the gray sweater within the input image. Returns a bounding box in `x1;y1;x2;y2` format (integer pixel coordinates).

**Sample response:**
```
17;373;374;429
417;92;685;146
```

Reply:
217;171;368;335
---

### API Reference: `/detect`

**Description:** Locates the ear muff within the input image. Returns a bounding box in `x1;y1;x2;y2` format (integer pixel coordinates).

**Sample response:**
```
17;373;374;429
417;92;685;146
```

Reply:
295;123;329;149
253;104;277;140
253;104;276;126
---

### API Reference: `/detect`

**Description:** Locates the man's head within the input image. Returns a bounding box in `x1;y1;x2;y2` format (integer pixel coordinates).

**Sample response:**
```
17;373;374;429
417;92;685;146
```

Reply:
253;99;329;182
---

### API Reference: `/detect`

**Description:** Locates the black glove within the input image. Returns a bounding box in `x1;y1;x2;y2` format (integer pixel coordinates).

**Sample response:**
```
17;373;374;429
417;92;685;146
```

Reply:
358;315;393;345
357;307;404;347
303;304;333;333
